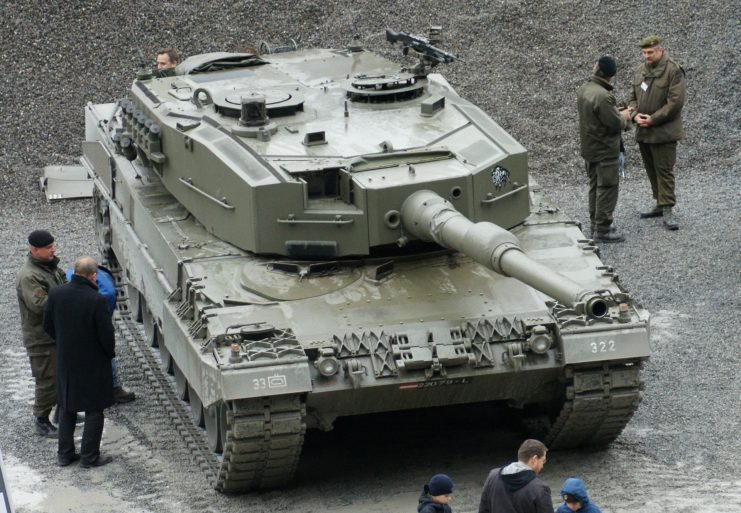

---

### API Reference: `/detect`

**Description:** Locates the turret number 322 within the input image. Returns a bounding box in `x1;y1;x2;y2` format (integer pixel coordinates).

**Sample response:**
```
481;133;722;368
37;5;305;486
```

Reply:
590;340;616;353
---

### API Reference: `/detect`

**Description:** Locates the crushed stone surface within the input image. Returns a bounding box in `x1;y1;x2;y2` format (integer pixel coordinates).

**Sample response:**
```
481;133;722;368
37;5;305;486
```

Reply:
0;2;738;512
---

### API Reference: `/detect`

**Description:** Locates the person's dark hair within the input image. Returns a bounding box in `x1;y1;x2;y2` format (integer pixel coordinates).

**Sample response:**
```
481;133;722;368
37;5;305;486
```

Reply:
156;47;179;65
517;439;547;462
564;494;580;504
595;56;617;78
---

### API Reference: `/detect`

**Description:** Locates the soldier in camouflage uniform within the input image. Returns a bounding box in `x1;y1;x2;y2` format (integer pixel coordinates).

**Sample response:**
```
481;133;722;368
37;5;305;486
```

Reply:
16;230;66;437
628;35;687;230
576;56;633;242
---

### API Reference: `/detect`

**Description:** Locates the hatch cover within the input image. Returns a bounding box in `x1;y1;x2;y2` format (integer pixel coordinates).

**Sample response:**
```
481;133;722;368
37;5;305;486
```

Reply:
345;73;426;103
213;89;304;118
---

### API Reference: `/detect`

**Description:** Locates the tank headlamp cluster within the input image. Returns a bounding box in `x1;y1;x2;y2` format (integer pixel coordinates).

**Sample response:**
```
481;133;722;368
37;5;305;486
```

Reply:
315;348;340;377
526;326;553;354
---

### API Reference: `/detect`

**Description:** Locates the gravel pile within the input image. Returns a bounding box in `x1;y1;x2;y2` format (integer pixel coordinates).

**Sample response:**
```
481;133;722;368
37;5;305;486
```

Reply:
1;2;739;511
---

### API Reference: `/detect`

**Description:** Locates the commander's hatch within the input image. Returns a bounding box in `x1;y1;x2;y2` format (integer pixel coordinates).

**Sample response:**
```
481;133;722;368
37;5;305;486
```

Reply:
211;88;305;119
345;72;426;103
176;52;266;75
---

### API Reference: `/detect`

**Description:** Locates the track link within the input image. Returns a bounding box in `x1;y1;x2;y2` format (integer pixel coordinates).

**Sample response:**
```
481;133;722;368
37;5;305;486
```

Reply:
545;364;643;449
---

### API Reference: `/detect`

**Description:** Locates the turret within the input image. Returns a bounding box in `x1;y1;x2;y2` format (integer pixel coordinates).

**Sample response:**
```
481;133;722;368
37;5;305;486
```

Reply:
400;190;608;318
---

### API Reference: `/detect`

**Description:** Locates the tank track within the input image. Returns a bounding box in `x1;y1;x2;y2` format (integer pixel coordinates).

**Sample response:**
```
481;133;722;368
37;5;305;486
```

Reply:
111;282;219;486
108;263;306;492
217;396;306;492
545;364;643;449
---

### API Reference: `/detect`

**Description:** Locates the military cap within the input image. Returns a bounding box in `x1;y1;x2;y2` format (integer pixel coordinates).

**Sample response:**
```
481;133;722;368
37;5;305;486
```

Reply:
28;229;54;247
639;35;662;48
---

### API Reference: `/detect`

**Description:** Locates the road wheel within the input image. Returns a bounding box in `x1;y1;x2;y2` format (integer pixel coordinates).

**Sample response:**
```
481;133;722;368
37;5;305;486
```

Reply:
188;384;205;427
205;402;223;454
173;362;189;401
126;285;143;323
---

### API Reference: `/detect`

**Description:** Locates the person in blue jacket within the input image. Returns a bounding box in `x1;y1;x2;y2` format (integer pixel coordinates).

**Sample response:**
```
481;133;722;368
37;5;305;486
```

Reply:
557;478;602;513
65;265;135;404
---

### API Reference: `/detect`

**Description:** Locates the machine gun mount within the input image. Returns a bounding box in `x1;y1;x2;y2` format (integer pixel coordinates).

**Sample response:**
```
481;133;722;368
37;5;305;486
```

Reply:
385;26;459;76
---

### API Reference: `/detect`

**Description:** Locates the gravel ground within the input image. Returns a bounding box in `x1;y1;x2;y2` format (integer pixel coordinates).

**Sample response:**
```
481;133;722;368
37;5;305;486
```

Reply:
1;1;739;512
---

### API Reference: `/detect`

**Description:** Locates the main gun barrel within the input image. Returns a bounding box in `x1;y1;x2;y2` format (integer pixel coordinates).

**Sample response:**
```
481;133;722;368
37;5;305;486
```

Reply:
400;190;607;318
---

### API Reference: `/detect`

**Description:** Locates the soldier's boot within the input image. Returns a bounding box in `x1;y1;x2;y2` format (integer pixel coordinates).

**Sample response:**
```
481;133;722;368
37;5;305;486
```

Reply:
35;416;58;438
594;228;625;243
662;206;679;230
113;386;136;404
590;224;617;240
639;204;664;218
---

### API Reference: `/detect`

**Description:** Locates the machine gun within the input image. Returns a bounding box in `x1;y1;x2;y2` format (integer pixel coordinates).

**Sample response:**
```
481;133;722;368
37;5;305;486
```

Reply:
135;49;155;80
385;27;459;76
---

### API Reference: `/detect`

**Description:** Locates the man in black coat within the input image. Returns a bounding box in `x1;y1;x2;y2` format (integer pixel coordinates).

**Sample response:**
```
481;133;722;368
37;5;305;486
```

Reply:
478;439;554;513
43;256;116;468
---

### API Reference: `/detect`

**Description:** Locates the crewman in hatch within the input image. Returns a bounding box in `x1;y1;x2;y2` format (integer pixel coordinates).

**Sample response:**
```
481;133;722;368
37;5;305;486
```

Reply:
155;47;179;77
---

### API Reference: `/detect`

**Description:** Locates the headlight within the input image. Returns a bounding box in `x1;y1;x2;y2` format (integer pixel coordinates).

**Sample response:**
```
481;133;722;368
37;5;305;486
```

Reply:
527;326;552;354
315;355;340;377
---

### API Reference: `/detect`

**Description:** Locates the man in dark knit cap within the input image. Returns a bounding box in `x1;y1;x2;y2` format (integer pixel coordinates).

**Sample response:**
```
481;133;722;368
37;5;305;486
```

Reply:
576;56;633;242
15;230;66;437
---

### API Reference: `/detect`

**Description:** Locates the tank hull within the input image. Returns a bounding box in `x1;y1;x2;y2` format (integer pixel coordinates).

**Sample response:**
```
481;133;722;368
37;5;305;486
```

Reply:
80;43;650;492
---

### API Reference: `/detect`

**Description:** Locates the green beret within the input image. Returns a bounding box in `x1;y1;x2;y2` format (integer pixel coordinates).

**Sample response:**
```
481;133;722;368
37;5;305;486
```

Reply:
639;35;662;48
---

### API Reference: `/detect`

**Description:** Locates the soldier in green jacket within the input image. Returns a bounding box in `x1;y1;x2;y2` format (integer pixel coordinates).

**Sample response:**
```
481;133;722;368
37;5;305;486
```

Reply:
15;230;66;437
576;56;632;242
628;36;686;230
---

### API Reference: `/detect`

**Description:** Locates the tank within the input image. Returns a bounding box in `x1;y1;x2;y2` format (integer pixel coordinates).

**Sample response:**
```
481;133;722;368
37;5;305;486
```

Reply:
80;29;650;491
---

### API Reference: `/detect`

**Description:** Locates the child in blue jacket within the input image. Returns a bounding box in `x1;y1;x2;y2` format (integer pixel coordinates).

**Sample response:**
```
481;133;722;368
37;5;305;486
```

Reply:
556;478;602;513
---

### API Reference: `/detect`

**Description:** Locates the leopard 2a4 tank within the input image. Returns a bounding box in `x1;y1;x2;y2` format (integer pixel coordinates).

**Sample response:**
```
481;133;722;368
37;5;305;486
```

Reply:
81;28;650;491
